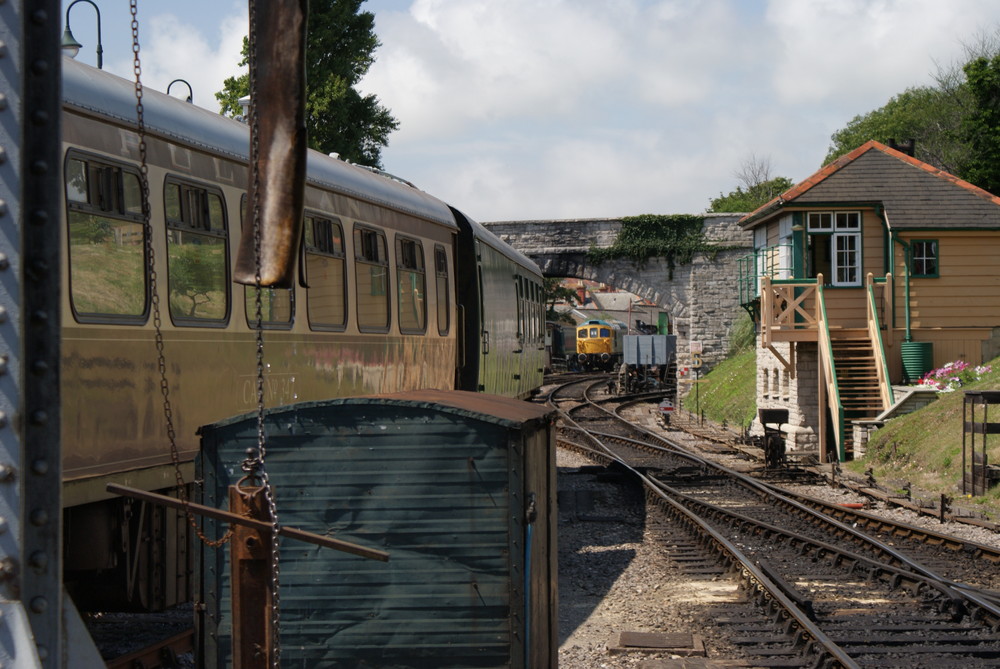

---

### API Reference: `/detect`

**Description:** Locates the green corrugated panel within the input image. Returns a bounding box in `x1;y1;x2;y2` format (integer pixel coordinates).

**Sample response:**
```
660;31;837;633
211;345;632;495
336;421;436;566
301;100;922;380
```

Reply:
198;397;523;668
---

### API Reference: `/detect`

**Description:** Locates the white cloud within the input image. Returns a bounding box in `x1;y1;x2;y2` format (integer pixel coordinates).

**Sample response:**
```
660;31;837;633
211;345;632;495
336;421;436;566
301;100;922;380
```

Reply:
81;0;1000;222
104;5;247;112
767;0;1000;106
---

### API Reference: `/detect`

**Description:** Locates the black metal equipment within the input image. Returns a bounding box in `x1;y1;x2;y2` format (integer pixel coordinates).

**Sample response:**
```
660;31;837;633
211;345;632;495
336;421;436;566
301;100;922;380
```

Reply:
758;408;789;469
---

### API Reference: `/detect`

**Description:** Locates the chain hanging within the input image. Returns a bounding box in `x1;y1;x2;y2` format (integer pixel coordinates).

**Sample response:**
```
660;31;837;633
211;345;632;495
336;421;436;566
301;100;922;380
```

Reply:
247;0;283;662
129;0;233;549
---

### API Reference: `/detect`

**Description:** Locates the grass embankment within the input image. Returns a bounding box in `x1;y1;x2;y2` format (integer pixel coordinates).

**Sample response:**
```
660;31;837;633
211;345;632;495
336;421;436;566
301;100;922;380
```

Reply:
848;359;1000;518
682;312;1000;518
680;313;757;431
680;348;756;430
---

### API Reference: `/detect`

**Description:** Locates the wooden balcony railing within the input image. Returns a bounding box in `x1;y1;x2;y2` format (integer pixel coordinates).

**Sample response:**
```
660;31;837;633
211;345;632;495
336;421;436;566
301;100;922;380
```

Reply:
759;276;820;346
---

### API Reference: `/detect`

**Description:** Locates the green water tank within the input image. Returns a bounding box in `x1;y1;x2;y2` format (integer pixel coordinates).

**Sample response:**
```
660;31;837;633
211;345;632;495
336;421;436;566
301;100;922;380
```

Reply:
901;341;933;383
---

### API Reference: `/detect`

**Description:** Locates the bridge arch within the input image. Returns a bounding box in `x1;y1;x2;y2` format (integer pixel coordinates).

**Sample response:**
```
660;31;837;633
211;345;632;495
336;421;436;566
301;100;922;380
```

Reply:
483;215;751;371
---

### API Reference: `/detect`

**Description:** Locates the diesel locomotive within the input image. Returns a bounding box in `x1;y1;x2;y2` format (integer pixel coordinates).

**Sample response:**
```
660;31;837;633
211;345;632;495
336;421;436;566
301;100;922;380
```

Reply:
574;318;625;371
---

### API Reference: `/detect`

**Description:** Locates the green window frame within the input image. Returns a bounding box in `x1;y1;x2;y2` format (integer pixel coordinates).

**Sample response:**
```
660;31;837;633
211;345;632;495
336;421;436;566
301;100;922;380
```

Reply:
64;151;148;322
164;177;230;325
910;239;939;278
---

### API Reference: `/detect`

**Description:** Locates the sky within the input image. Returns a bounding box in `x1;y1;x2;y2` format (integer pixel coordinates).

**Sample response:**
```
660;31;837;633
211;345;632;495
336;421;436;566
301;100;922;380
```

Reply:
60;0;1000;222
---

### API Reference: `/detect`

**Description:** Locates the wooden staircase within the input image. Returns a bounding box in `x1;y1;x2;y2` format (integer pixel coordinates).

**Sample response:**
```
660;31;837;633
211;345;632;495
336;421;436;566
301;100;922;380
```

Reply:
830;337;885;457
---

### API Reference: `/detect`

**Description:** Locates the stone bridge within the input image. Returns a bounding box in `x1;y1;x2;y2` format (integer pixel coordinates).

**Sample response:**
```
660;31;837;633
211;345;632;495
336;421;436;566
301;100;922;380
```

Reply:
482;214;751;370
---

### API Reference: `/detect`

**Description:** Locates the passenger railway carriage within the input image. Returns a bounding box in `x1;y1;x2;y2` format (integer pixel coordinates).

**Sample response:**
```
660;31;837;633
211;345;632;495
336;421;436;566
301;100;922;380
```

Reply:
60;58;545;611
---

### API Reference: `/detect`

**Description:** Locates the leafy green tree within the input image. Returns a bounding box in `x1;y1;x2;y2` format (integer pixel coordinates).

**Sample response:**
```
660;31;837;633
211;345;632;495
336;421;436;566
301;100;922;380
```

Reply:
823;86;969;172
822;27;1000;176
960;54;1000;194
708;154;793;213
543;277;579;323
216;0;398;168
708;176;794;213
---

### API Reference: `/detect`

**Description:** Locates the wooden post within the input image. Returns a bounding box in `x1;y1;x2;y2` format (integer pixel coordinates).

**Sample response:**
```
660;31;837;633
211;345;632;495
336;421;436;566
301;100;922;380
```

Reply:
230;485;274;669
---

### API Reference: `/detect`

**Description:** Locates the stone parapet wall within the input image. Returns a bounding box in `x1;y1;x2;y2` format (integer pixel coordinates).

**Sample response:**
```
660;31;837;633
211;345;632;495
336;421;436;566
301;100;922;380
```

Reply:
483;215;752;376
484;218;622;255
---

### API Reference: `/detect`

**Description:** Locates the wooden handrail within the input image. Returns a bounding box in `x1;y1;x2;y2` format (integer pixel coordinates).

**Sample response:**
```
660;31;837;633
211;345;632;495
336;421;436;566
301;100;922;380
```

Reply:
885;272;893;347
866;273;894;410
815;275;846;461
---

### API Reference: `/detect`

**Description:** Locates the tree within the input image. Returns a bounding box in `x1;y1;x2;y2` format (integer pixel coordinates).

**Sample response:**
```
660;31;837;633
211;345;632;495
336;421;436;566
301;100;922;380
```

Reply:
709;154;793;213
822;86;969;172
960;54;1000;194
543;277;579;323
822;26;1000;178
216;0;398;168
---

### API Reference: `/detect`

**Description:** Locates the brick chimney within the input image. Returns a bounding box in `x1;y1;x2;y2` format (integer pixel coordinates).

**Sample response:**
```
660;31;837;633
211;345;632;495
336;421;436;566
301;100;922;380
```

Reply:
887;138;915;156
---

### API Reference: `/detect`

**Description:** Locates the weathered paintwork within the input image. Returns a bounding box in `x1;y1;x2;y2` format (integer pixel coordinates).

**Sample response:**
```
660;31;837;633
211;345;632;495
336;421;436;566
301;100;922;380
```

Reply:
198;392;557;668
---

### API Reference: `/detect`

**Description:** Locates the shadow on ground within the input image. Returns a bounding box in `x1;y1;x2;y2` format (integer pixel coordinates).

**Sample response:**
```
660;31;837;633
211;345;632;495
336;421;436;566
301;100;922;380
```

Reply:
557;464;646;645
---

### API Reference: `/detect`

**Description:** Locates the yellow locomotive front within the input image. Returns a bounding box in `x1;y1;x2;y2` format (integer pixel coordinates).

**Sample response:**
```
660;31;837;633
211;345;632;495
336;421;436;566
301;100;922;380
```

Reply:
574;319;624;371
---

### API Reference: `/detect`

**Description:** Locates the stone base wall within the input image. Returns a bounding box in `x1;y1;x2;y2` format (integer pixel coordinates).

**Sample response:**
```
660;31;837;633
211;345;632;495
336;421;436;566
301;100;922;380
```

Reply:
752;339;820;452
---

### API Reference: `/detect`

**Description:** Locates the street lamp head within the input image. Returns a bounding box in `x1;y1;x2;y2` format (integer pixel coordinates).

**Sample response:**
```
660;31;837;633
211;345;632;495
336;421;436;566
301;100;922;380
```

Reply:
63;0;103;69
167;79;194;104
60;26;82;58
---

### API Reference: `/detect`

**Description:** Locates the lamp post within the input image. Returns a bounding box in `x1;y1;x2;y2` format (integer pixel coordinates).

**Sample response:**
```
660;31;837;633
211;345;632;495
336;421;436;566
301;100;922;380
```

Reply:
167;79;194;104
61;0;103;69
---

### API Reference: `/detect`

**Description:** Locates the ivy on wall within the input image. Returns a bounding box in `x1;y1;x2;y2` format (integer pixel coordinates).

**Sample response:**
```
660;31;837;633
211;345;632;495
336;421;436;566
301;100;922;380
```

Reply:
587;214;714;278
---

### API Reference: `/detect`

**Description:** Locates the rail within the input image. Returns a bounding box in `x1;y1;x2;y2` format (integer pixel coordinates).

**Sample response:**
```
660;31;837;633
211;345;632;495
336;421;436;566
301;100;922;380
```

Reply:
866;273;894;410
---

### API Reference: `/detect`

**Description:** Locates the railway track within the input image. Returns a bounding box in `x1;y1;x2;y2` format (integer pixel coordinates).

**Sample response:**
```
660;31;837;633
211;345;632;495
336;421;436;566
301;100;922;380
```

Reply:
544;376;1000;667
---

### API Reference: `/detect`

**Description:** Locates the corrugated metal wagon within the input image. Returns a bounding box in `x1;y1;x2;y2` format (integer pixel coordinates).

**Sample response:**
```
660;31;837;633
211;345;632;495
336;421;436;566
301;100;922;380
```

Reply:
196;390;557;668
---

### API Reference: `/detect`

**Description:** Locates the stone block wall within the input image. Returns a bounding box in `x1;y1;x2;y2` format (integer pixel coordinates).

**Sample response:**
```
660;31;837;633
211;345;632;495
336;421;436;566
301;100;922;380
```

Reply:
753;340;819;452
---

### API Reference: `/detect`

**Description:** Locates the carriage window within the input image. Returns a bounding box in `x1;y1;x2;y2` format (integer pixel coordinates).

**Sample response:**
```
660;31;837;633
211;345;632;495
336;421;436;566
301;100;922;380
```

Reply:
303;215;347;330
165;178;229;324
65;154;148;321
578;329;588;339
240;197;293;328
532;281;540;342
434;245;449;335
396;236;426;333
354;225;389;331
516;276;524;339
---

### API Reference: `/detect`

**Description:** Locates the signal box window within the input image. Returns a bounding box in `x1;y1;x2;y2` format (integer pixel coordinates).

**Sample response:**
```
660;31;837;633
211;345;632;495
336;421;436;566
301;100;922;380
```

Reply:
395;236;426;333
304;215;347;330
434;246;449;335
911;240;938;278
65;154;147;321
240;198;293;328
164;179;229;324
806;211;861;287
354;225;389;331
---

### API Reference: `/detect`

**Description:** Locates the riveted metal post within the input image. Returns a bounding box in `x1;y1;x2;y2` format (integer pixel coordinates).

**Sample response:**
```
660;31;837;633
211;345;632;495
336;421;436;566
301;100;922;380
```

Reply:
1;0;63;666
